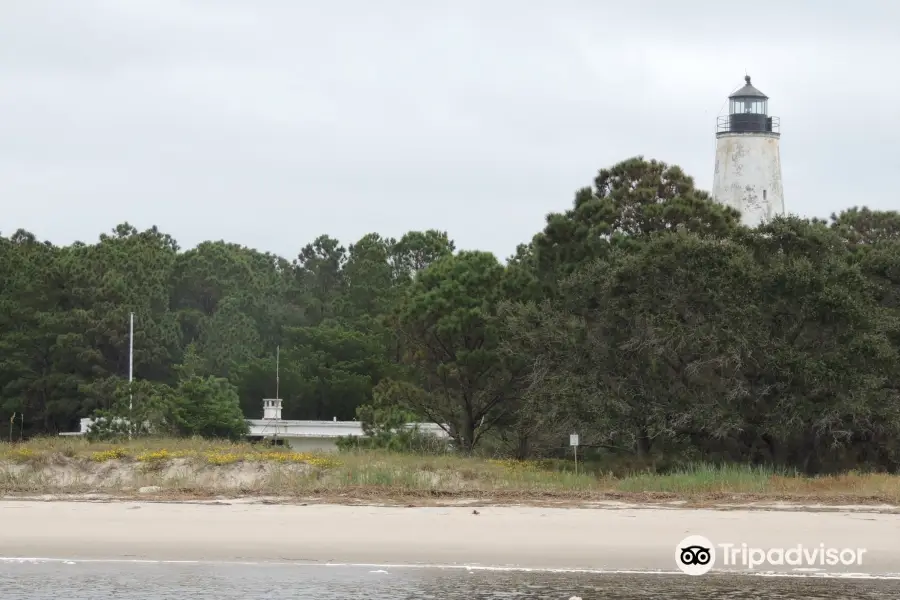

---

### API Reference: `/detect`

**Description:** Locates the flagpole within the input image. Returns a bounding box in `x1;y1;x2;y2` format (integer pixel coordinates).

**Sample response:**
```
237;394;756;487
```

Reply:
129;312;134;439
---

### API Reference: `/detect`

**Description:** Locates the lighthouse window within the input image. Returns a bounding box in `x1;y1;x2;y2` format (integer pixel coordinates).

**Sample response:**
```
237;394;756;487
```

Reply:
763;190;767;200
732;99;766;114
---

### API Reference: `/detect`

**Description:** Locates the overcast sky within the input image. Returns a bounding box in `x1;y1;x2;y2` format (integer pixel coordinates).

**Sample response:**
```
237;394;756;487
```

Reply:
2;1;897;260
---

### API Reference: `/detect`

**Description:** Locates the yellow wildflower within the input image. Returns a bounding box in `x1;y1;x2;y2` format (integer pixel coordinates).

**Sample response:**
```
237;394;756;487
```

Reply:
90;448;128;462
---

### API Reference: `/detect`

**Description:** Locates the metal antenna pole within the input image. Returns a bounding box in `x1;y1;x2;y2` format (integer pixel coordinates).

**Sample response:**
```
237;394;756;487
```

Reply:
129;312;134;439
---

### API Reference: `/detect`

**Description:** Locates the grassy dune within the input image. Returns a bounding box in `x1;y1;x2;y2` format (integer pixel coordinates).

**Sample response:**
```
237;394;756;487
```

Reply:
1;437;899;507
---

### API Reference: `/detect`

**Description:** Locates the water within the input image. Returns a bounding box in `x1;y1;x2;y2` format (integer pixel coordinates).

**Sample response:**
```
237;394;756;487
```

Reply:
2;561;899;599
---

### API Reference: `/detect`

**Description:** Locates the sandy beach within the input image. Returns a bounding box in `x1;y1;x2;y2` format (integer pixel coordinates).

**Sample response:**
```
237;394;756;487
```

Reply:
1;501;899;576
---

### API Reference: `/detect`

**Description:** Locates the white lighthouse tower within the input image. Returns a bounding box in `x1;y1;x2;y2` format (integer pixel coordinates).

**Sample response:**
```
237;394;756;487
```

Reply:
712;75;784;227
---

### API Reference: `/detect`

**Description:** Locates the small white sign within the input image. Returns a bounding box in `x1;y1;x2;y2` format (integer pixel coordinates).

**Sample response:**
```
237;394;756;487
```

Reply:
569;433;579;447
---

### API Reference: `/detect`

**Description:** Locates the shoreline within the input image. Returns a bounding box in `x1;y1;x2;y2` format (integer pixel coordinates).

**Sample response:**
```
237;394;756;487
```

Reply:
2;500;899;576
4;492;900;514
3;557;900;582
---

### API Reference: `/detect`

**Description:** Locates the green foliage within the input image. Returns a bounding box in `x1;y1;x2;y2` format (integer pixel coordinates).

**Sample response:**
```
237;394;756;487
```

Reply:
532;156;741;284
3;158;900;473
336;389;448;454
85;375;247;441
169;375;248;440
381;251;521;452
281;320;389;420
389;229;455;282
0;225;453;439
86;379;176;441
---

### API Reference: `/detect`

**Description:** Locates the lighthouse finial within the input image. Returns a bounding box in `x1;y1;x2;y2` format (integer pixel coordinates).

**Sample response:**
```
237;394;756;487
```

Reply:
745;74;751;84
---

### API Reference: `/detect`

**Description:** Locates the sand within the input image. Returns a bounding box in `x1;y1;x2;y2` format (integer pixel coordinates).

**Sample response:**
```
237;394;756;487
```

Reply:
2;501;899;575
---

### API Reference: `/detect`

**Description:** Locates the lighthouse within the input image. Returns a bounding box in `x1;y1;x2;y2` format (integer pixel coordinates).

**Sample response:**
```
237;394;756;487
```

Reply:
712;75;784;227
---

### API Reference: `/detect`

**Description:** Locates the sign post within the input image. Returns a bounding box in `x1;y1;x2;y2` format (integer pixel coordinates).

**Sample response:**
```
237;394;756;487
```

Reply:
570;433;580;475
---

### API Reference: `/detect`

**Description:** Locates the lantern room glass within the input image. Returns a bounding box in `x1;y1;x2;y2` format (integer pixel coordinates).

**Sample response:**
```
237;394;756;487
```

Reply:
730;97;767;115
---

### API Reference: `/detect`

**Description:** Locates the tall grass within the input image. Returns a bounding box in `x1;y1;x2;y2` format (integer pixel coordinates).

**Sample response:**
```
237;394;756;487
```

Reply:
1;437;899;503
615;463;781;494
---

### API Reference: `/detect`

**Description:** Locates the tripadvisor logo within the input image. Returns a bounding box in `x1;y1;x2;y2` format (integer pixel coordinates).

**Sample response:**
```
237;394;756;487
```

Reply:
675;535;868;575
676;535;715;575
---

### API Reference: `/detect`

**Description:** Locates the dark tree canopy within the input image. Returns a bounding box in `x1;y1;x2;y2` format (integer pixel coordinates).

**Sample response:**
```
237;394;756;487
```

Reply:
2;157;900;473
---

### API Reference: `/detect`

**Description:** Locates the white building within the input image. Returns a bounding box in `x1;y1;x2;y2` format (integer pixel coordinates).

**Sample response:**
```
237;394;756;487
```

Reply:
712;75;785;227
62;398;449;453
247;398;448;452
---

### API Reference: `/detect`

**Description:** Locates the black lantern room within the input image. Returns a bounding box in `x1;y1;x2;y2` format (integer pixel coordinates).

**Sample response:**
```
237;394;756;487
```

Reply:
717;75;779;135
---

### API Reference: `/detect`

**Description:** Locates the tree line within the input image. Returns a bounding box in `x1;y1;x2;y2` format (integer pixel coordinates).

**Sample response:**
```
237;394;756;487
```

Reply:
2;156;900;473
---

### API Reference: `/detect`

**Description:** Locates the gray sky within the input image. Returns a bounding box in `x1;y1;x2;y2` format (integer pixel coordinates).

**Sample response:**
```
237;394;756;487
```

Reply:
2;1;898;261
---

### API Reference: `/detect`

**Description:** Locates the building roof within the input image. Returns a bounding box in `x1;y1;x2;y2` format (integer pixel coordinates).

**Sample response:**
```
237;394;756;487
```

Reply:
729;75;768;99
